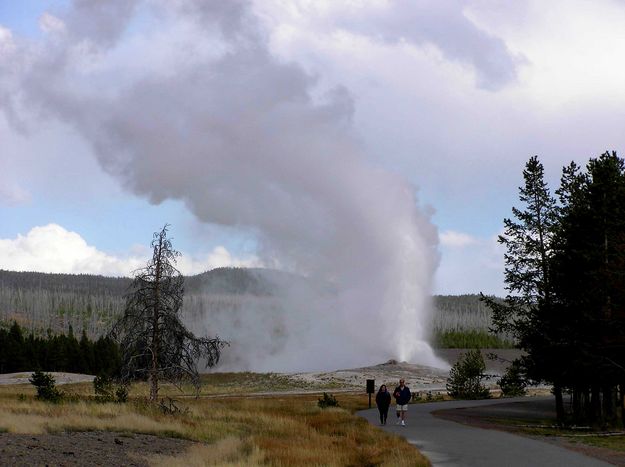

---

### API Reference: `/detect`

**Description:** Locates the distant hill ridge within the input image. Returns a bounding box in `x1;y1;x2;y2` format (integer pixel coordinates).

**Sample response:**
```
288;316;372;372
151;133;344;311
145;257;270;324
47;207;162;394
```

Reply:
0;268;499;338
0;267;275;296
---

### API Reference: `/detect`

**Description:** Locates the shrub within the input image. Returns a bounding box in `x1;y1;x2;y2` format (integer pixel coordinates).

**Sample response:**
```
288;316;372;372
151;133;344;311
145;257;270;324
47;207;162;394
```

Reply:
446;349;490;399
317;392;339;408
29;370;63;402
115;384;129;403
93;374;114;401
93;374;128;403
497;359;527;397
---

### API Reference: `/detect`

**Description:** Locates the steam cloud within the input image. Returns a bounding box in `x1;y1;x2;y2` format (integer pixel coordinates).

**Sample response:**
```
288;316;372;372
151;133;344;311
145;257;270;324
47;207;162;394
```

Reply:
1;0;442;370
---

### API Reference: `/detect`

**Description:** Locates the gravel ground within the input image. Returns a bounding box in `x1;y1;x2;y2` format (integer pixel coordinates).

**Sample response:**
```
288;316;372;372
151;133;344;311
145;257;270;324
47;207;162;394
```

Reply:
0;431;195;467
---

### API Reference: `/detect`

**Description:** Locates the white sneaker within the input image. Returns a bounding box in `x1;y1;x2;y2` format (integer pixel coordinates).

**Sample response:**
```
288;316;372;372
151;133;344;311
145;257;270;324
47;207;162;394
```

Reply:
401;420;405;426
396;419;401;425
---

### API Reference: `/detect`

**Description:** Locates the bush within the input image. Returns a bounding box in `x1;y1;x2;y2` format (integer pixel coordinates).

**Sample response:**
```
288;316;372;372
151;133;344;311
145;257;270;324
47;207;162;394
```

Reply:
29;370;63;402
446;349;490;400
93;374;128;403
318;392;339;408
497;359;527;397
115;384;129;403
93;374;114;401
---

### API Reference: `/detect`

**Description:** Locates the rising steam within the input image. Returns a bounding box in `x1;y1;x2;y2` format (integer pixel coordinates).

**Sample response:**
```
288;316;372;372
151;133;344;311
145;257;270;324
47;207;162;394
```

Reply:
0;0;442;370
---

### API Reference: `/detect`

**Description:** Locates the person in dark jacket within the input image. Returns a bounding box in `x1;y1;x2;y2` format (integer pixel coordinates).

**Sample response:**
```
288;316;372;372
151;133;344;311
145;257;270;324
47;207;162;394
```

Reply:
375;384;391;425
393;379;411;426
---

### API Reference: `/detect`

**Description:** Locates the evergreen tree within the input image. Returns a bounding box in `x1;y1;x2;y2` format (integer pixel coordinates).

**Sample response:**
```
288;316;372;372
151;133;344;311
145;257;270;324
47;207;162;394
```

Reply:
446;349;490;399
79;330;96;374
550;152;625;425
481;156;565;418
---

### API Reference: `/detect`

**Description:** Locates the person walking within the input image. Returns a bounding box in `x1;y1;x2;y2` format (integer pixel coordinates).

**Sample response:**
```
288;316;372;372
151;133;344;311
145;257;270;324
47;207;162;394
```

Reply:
375;384;391;425
393;379;411;426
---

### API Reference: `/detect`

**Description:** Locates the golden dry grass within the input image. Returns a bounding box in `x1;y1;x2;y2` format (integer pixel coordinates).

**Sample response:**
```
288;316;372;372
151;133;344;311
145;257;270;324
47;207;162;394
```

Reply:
0;384;430;466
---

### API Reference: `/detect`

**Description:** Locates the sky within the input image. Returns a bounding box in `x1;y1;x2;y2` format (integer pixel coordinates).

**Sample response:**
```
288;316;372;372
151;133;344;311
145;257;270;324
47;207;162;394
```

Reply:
2;0;625;296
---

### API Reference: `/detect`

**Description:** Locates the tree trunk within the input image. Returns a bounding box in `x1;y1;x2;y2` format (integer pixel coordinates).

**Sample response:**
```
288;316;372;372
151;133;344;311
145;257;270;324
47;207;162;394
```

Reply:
554;385;565;424
620;382;625;427
149;235;164;402
590;384;602;425
572;387;582;423
602;385;615;427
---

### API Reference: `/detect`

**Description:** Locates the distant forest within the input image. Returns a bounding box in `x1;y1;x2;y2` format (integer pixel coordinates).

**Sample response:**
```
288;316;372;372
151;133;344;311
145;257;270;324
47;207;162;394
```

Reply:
0;268;508;347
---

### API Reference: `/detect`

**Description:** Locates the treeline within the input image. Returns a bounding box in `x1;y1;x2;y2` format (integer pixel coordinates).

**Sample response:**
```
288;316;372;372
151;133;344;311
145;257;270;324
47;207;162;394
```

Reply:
485;152;625;427
433;295;513;348
1;269;503;345
0;268;276;337
0;321;120;375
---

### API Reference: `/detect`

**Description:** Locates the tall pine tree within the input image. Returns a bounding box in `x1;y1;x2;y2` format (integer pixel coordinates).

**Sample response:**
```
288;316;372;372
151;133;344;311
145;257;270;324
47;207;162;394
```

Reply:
481;156;565;419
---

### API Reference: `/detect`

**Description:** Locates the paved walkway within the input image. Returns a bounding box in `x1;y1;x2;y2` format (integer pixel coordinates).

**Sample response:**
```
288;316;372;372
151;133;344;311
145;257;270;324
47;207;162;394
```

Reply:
358;396;613;467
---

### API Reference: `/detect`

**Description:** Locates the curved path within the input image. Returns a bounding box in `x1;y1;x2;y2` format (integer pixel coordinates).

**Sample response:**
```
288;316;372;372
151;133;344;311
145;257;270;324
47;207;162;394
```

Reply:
358;397;612;467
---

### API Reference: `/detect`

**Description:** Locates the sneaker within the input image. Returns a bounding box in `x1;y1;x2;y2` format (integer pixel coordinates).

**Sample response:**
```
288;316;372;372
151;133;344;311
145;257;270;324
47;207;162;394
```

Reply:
396;420;401;425
401;420;405;426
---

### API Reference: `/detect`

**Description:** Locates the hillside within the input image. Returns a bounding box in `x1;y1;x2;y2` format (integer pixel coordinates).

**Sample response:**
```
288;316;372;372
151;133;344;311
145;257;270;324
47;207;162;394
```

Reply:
0;269;502;342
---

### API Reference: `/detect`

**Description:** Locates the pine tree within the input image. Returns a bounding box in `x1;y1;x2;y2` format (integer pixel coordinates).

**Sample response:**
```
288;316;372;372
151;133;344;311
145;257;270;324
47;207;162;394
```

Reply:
550;152;625;425
446;349;490;399
481;156;564;419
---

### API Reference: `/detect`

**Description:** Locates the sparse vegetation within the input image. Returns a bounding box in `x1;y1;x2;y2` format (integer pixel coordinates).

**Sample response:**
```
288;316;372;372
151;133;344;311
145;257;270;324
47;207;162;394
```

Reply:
0;384;429;466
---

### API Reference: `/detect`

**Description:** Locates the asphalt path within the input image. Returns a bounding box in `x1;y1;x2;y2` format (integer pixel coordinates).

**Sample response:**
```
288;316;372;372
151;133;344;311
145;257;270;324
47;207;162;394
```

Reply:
358;396;613;467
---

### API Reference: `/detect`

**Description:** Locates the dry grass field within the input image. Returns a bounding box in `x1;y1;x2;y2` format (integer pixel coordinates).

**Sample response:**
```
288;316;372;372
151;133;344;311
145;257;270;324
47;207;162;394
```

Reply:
0;378;430;466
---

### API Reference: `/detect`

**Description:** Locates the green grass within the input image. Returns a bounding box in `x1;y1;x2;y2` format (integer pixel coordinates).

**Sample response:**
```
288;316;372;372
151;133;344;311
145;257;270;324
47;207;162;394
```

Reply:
434;330;516;349
570;435;625;452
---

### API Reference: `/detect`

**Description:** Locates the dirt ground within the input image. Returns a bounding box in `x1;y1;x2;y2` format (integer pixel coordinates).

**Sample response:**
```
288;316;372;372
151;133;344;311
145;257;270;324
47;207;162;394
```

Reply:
0;430;196;467
433;398;625;467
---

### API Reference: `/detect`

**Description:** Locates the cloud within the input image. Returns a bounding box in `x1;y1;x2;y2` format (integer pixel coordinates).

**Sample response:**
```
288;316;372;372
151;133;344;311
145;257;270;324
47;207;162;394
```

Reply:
39;13;66;35
0;224;143;276
0;182;30;206
435;233;505;295
259;0;523;90
0;224;255;277
439;230;478;248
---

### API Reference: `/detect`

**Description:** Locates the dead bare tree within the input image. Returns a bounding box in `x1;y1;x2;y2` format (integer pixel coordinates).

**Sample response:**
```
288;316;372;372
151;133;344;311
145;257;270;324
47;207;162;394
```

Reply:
110;225;226;401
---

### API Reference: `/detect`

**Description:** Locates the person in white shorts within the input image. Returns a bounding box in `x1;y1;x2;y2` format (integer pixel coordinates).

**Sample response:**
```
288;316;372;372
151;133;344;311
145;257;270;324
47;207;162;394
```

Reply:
393;379;411;426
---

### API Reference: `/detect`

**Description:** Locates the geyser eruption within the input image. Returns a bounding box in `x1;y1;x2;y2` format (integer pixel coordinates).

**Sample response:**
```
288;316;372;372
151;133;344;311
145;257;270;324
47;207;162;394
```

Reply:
0;0;442;370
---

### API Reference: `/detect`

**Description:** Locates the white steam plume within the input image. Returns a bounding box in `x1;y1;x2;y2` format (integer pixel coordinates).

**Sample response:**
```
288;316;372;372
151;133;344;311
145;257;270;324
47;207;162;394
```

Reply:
1;0;442;370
